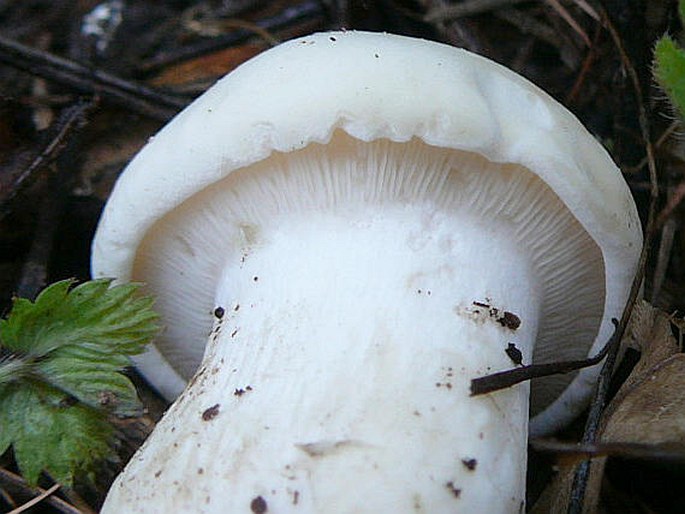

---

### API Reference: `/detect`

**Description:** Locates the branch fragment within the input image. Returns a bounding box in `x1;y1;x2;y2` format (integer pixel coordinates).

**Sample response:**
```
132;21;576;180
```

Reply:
470;320;619;396
0;35;189;120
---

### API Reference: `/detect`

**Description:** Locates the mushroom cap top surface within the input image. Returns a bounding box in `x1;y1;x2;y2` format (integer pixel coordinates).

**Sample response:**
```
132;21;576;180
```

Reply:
91;30;642;435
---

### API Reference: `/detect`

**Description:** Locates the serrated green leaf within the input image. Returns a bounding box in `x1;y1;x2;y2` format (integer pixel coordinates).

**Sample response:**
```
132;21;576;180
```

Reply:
0;381;115;485
654;35;685;120
0;278;160;486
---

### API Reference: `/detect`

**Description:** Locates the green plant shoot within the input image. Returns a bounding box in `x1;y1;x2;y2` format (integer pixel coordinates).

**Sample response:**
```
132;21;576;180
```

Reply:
0;279;159;486
654;0;685;119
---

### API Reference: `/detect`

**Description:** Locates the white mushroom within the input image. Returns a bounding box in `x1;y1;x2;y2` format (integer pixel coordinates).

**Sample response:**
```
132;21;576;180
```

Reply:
92;31;642;513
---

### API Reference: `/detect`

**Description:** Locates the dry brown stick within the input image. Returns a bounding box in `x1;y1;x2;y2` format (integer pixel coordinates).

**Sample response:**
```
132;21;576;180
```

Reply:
470;320;619;396
567;23;602;104
567;5;660;512
424;0;530;22
531;439;685;464
0;468;83;514
0;35;189;121
0;99;95;218
139;0;323;74
654;178;685;228
8;482;60;514
651;217;677;302
545;0;591;46
9;101;93;301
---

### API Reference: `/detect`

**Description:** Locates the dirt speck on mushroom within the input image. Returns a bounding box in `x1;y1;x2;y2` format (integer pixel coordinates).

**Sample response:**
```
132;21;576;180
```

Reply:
505;343;523;365
461;458;477;471
234;385;253;396
445;481;461;498
250;495;268;513
201;404;220;421
498;311;521;330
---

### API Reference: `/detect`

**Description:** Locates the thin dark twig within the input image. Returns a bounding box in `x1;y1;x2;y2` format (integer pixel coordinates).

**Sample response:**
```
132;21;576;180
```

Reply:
14;170;67;300
567;6;659;513
13;100;96;299
8;482;60;514
531;439;685;464
0;468;83;514
424;0;530;22
654;178;685;229
139;0;324;74
470;319;619;396
0;35;189;121
0;99;96;217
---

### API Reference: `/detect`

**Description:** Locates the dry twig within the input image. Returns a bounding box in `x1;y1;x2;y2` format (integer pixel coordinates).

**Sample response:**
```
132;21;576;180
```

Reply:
0;35;189;121
567;5;660;512
0;99;95;218
8;483;60;514
139;0;323;74
0;468;83;514
424;0;530;22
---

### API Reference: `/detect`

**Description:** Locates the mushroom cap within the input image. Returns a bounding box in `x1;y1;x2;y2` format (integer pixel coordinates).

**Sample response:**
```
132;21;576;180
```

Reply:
91;31;642;435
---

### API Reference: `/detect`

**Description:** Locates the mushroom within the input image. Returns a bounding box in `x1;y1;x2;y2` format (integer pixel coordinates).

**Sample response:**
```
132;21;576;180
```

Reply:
92;31;641;512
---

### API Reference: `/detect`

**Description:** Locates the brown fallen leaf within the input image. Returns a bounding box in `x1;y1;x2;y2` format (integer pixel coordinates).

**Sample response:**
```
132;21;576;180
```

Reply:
530;301;683;513
148;44;265;91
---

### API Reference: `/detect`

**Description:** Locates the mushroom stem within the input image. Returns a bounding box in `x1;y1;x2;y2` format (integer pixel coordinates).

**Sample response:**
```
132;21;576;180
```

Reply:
103;205;538;513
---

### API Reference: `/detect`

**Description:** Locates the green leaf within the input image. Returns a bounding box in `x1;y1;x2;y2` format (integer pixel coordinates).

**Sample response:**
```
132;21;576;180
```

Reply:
654;35;685;120
0;381;115;485
0;279;159;485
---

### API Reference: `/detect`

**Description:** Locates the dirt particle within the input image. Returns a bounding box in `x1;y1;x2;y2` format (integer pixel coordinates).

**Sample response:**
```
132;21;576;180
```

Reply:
214;306;225;319
253;276;259;282
505;343;523;365
472;301;490;309
234;385;253;396
292;490;300;505
154;469;162;478
201;404;220;421
251;496;268;513
231;329;239;338
499;311;521;330
374;53;379;58
446;481;461;498
197;467;204;474
462;458;477;471
329;36;336;41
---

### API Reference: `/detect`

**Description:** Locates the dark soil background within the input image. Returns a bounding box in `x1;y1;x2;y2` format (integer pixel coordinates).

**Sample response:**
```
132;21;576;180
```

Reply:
0;1;684;513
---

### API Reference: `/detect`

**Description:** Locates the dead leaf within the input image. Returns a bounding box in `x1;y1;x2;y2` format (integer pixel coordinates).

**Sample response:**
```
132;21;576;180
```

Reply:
531;301;682;513
148;44;265;90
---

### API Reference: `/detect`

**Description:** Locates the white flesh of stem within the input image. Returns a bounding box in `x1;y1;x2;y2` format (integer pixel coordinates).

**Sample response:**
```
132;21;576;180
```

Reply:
104;205;536;513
